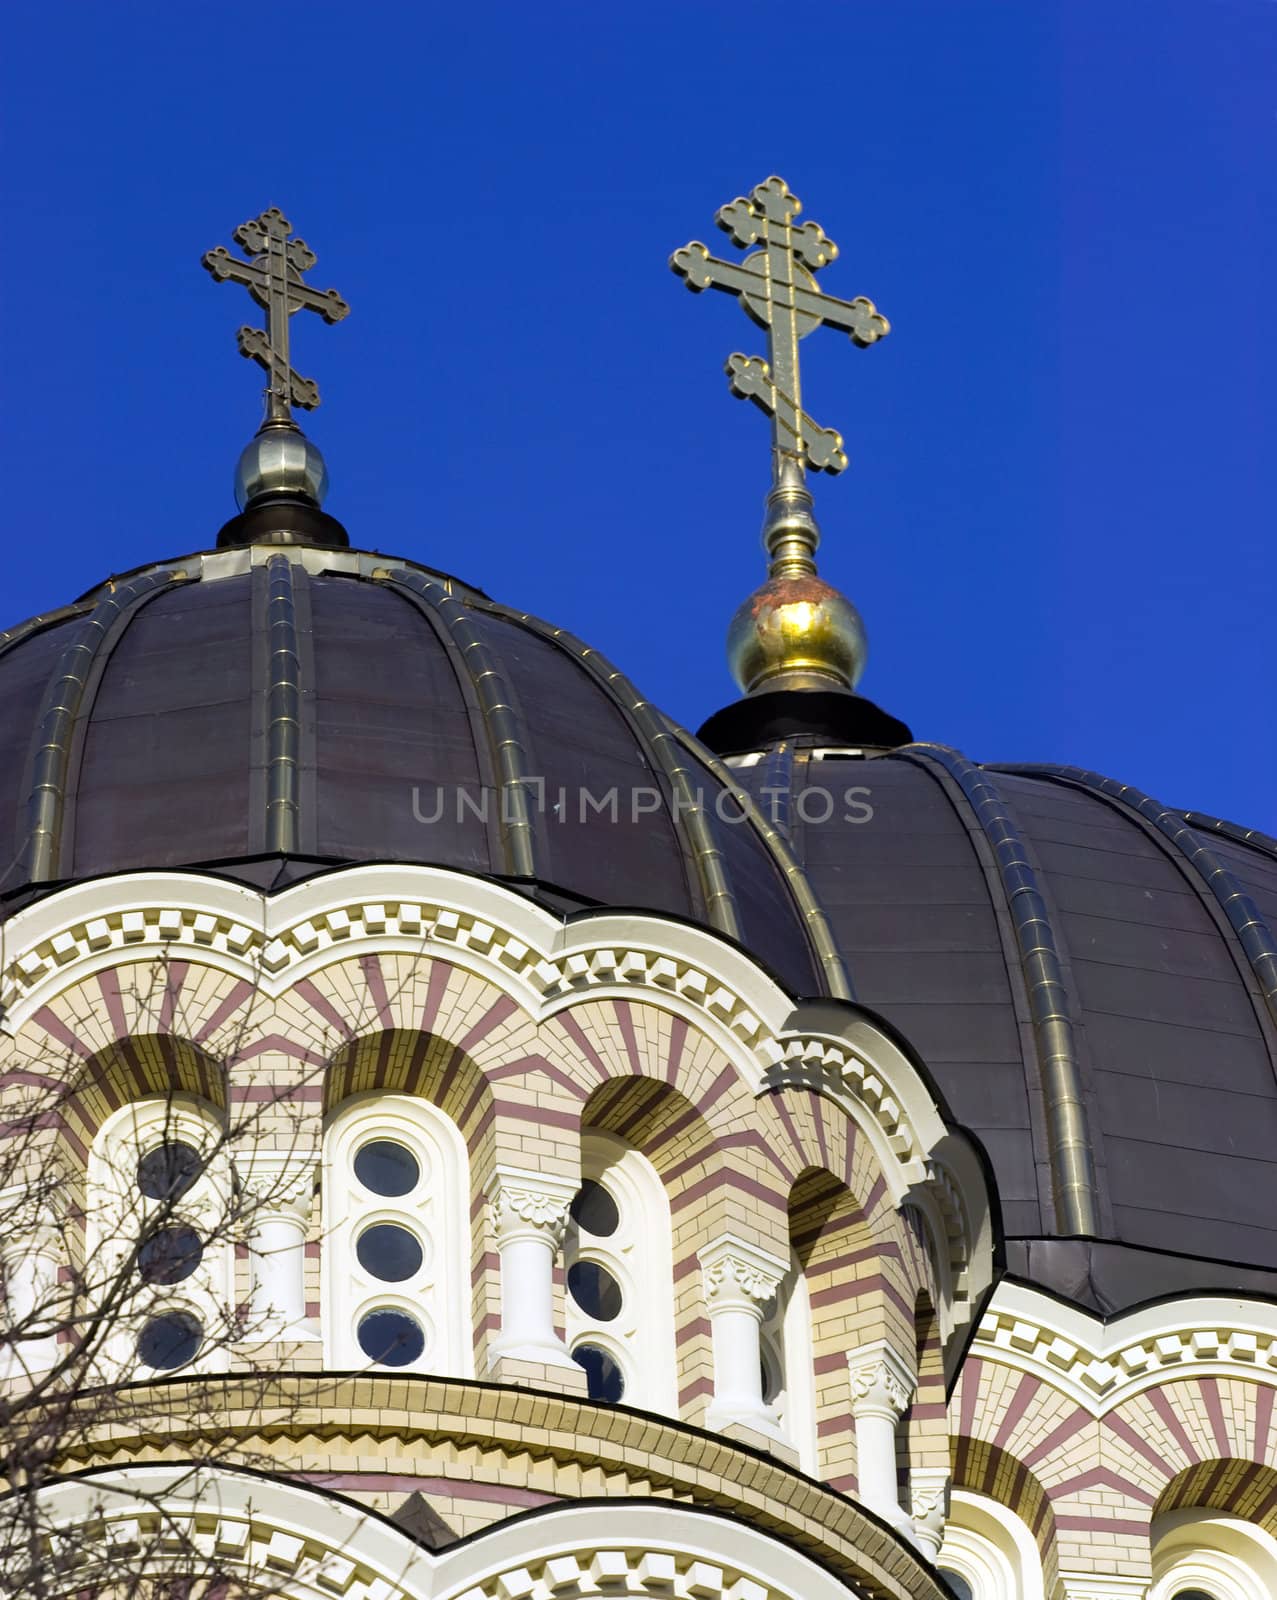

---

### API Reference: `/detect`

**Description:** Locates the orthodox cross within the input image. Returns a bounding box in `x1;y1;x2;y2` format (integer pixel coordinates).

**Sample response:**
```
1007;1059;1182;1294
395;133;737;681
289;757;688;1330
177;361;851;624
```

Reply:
203;208;349;422
671;176;888;476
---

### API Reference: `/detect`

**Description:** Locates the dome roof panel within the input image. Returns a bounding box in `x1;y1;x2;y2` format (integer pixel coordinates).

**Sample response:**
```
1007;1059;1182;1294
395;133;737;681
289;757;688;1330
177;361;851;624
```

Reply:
460;610;697;921
307;575;490;867
732;743;1277;1312
0;549;825;998
0;623;75;896
69;576;254;875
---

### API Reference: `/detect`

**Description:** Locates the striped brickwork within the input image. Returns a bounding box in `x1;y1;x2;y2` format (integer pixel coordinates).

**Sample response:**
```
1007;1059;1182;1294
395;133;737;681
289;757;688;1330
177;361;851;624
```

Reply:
35;1373;953;1600
0;867;966;1536
951;1322;1277;1591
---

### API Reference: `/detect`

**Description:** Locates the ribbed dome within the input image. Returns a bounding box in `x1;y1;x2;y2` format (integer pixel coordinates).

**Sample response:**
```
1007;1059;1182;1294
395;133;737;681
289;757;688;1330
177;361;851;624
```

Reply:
731;740;1277;1313
0;544;833;999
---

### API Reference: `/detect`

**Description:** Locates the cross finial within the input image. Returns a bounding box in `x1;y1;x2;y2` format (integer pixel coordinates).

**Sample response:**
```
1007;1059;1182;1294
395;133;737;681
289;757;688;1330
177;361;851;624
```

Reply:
203;207;349;425
671;177;888;480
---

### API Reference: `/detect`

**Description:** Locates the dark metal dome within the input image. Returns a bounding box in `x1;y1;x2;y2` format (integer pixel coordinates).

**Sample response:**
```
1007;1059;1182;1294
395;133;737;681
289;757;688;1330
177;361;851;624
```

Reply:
0;545;840;999
730;739;1277;1313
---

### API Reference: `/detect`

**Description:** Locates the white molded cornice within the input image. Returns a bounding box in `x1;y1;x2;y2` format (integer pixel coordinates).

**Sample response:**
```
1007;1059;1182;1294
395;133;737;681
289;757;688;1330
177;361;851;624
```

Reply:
973;1280;1277;1412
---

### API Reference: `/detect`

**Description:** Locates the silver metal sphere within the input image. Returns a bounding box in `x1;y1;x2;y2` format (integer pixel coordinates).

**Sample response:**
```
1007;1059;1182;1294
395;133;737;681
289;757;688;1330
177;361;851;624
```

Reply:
234;425;329;510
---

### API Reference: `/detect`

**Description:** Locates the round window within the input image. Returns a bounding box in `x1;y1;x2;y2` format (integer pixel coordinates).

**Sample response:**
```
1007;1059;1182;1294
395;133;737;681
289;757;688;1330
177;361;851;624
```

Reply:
137;1310;202;1370
137;1224;203;1285
353;1139;420;1197
136;1141;202;1201
572;1343;624;1402
567;1260;623;1321
570;1179;619;1237
356;1223;424;1282
357;1308;425;1367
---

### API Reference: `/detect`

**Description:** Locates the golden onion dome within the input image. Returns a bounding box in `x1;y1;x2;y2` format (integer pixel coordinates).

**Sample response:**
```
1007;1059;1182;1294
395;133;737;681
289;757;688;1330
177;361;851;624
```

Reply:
725;458;867;696
727;570;867;694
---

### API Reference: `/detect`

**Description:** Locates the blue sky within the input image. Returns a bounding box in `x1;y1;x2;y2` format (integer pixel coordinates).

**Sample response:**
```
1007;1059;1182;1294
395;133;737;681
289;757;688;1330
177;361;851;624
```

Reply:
1;1;1273;827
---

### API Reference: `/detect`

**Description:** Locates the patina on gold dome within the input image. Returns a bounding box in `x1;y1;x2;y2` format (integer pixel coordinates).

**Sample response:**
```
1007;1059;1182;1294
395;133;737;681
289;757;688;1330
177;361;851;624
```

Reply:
726;458;868;695
728;571;867;694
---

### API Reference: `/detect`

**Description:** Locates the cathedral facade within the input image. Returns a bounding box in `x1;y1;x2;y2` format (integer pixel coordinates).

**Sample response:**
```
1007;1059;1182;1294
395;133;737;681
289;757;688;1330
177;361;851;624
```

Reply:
1;194;1274;1600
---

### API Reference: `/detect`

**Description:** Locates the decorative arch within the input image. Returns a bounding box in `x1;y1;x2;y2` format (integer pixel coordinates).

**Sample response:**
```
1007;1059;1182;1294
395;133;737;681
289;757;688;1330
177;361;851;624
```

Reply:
0;863;994;1405
1150;1507;1277;1600
3;1030;224;1174
10;1461;942;1600
1155;1461;1277;1542
0;865;976;1227
325;1028;497;1185
950;1435;1058;1597
937;1487;1047;1600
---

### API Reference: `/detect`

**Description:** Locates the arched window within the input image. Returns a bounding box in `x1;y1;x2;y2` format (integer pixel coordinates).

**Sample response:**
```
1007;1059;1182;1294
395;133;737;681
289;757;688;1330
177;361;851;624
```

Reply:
759;1252;818;1474
564;1130;675;1411
936;1488;1046;1600
321;1094;472;1376
1150;1509;1277;1600
86;1096;233;1377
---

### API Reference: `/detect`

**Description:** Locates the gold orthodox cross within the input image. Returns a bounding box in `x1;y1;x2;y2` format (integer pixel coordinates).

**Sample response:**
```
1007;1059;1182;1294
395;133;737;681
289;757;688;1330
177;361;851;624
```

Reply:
671;177;888;476
203;208;349;422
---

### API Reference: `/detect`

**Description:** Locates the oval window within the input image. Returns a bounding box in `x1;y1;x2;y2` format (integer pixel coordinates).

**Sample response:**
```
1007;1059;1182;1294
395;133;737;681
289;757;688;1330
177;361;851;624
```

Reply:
138;1224;203;1285
353;1139;420;1197
570;1179;619;1237
136;1142;202;1201
137;1311;202;1370
357;1308;426;1367
567;1260;623;1321
356;1223;424;1282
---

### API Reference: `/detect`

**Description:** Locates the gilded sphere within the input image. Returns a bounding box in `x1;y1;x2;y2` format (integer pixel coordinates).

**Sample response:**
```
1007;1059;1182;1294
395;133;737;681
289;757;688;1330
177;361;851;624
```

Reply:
726;573;868;695
234;426;329;510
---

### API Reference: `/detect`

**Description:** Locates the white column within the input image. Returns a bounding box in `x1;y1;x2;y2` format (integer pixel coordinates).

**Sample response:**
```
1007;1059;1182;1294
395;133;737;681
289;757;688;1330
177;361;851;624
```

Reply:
847;1341;915;1530
485;1167;580;1377
237;1152;317;1339
698;1233;789;1444
909;1466;950;1559
0;1215;62;1376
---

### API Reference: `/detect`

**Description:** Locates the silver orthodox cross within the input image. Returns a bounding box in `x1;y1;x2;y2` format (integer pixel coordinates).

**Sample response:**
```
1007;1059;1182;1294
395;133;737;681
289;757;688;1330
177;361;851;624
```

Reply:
671;176;888;476
203;208;349;422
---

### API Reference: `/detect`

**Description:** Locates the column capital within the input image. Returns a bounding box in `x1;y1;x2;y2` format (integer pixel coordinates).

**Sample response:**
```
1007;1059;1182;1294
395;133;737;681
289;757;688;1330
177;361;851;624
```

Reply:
908;1466;950;1558
235;1149;316;1225
0;1180;68;1250
486;1166;576;1248
698;1233;788;1313
846;1340;916;1421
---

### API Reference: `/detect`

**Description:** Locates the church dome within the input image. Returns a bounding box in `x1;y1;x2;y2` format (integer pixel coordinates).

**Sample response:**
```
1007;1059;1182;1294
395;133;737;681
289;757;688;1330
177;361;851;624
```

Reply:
726;735;1277;1314
0;543;830;998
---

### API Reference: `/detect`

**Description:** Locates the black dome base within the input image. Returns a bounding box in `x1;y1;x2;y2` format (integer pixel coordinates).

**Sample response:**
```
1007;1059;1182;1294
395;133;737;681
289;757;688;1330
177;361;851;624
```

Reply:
697;689;914;756
217;493;350;549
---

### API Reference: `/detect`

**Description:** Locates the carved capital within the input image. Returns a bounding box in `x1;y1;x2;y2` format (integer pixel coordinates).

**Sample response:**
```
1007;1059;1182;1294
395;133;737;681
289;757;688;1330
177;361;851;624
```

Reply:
698;1233;788;1313
846;1340;916;1420
909;1467;949;1557
486;1167;575;1248
234;1151;315;1228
